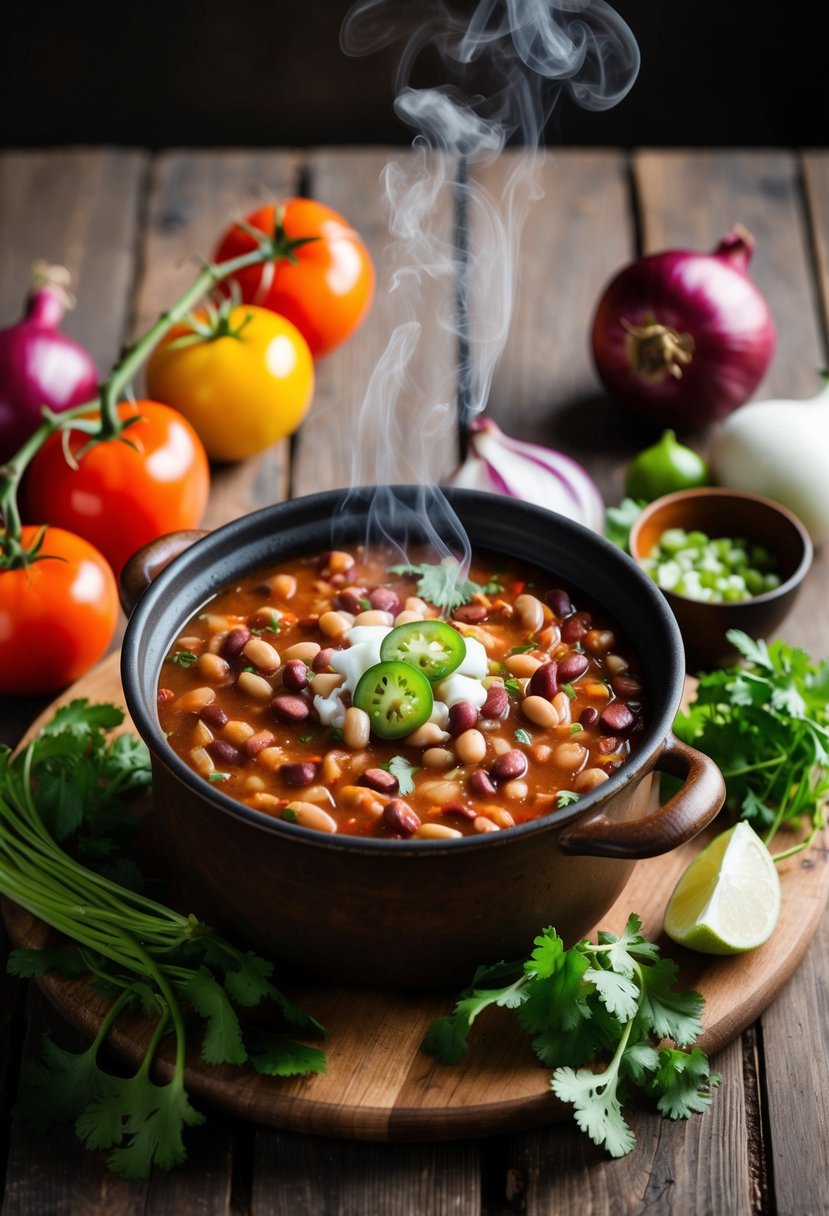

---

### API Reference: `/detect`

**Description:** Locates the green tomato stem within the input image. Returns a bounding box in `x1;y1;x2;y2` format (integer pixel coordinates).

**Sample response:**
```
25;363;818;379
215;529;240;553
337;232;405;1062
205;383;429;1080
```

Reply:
0;238;286;562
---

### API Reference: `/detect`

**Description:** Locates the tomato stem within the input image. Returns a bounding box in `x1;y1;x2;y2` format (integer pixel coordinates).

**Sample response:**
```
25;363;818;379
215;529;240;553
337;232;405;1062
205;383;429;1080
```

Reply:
0;236;294;563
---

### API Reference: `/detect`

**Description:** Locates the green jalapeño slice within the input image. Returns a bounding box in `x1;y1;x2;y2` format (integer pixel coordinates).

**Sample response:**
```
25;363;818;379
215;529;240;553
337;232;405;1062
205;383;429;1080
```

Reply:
353;661;434;740
379;620;466;683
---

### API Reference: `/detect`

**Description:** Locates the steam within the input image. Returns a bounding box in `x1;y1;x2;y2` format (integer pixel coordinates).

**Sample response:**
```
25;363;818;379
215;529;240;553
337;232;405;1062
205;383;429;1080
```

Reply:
335;0;638;566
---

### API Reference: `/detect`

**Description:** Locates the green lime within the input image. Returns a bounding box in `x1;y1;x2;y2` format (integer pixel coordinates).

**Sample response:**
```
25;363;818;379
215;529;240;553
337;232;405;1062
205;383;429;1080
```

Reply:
663;821;781;955
625;430;710;502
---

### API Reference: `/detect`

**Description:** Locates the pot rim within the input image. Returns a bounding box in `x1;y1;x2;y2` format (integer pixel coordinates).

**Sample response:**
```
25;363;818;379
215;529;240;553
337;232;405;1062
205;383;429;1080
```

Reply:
121;485;687;856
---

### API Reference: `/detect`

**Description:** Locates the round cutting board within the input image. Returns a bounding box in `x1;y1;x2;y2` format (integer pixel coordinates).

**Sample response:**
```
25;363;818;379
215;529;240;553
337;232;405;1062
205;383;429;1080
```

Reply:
5;652;828;1142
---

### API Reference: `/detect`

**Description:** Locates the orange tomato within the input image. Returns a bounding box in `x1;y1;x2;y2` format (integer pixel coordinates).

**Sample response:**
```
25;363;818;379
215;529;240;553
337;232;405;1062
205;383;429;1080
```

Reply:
0;526;118;695
213;200;375;359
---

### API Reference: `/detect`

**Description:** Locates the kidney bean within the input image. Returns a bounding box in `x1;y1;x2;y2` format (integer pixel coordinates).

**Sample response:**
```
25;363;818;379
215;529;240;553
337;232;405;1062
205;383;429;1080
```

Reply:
243;730;276;757
469;769;497;797
369;586;401;615
560;616;588;643
221;627;251;660
452;603;488;624
383;799;421;836
448;700;479;737
281;761;318;787
579;706;599;728
271;694;311;722
442;802;478;820
611;674;643;699
282;659;309;692
546;588;574;619
198;703;228;730
557;653;589;683
490;749;529;782
597;735;621;754
312;647;336;673
358;767;399;795
528;661;558;700
208;739;241;766
481;684;509;719
334;587;368;614
599;701;635;734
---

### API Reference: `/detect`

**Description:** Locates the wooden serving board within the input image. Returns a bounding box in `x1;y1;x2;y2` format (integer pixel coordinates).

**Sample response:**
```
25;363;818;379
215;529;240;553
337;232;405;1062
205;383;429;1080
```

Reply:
5;652;828;1142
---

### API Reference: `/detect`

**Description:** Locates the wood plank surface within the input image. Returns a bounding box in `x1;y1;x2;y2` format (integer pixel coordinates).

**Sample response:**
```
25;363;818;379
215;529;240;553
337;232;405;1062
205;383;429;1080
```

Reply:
1;145;828;1215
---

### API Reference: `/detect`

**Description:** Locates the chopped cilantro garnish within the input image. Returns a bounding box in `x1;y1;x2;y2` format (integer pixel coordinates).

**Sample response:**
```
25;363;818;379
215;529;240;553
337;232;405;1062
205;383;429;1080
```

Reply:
510;643;536;655
562;683;576;700
170;650;198;668
388;560;496;613
503;678;521;698
569;724;584;734
208;772;230;783
359;597;372;611
380;755;420;796
329;728;344;743
298;733;314;744
514;728;533;745
556;790;580;808
282;807;299;822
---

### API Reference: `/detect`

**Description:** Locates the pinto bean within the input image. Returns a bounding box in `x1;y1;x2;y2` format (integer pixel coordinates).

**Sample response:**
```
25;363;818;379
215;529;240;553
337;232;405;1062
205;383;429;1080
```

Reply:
557;653;589;683
521;696;558;729
454;728;487;765
490;749;529;783
383;799;421;836
513;593;545;634
243;637;281;673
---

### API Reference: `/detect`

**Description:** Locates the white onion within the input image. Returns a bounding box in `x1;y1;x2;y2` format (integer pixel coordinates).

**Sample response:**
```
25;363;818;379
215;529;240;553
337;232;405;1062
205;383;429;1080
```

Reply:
449;418;604;532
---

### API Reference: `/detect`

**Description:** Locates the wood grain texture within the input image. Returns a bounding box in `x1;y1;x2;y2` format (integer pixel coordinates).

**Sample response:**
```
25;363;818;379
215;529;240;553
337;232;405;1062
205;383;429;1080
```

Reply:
130;150;303;529
470;149;638;504
6;654;827;1151
296;149;459;498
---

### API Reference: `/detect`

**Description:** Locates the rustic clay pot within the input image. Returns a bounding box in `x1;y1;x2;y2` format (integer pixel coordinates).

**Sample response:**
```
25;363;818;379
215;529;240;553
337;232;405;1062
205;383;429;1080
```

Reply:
120;487;724;987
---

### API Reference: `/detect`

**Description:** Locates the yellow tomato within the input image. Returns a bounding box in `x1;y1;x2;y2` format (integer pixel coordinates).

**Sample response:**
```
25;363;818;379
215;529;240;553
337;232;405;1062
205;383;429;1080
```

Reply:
146;304;314;462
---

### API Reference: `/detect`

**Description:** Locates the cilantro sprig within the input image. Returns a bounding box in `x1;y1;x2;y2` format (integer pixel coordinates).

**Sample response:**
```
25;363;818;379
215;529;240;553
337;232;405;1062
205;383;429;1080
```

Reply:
422;915;719;1157
674;630;829;859
388;560;502;613
0;701;327;1179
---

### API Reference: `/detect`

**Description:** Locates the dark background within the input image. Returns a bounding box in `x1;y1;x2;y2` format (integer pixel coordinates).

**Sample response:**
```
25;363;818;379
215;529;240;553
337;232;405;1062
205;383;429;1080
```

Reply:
1;0;823;149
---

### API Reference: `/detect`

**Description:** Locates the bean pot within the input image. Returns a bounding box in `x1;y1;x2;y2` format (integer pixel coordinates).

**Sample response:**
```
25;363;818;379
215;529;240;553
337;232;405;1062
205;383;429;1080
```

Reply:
120;486;725;987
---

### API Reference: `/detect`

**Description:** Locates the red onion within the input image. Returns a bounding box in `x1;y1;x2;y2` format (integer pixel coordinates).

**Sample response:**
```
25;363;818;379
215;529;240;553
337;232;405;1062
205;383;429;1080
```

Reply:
0;262;98;462
450;417;604;532
590;227;776;427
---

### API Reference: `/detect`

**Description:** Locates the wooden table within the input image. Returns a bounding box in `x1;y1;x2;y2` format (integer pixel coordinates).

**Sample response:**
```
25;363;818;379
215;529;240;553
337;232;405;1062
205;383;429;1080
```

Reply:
1;146;828;1215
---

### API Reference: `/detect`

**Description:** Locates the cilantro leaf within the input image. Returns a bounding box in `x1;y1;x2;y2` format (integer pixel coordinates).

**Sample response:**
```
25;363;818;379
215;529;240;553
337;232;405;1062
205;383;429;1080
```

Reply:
16;1036;107;1128
551;1064;636;1159
381;754;420;796
7;947;90;978
649;1046;721;1119
183;967;246;1065
102;1079;205;1179
604;498;644;552
388;561;491;612
637;958;704;1046
246;1030;327;1077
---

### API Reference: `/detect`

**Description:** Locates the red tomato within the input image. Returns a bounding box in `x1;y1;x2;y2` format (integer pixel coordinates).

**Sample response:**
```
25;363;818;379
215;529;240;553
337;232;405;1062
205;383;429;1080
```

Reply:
25;400;210;578
213;200;375;359
0;526;118;695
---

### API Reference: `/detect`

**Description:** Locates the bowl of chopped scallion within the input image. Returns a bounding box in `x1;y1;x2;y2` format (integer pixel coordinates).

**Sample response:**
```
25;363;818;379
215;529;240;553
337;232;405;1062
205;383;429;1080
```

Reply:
629;487;813;671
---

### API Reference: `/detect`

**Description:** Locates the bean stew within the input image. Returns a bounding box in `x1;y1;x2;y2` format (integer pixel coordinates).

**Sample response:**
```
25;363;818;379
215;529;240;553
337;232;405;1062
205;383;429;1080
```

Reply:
157;547;647;839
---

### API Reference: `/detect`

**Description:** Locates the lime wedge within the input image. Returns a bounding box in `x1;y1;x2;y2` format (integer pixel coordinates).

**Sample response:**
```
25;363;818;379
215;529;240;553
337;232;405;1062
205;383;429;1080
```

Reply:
664;821;781;955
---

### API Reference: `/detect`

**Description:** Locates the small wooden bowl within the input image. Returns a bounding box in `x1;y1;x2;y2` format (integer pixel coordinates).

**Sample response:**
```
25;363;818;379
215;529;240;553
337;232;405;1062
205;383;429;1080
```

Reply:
629;488;813;672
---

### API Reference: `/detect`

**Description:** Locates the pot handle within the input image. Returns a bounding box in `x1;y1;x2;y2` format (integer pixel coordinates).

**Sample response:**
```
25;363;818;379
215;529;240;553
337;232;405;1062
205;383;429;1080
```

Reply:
119;530;208;619
558;733;725;860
